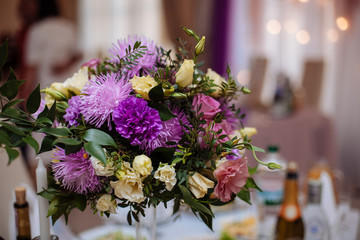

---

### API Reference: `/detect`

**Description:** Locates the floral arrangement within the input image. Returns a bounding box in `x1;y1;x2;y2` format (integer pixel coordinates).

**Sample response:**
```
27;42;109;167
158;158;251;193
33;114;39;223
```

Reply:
0;28;278;229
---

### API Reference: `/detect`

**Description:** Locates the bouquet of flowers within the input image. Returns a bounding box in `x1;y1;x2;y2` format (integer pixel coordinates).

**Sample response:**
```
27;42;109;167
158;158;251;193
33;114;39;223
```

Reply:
0;28;278;229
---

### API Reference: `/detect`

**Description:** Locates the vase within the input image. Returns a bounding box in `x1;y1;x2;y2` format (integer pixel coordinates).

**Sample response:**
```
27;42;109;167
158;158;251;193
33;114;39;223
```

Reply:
135;206;157;240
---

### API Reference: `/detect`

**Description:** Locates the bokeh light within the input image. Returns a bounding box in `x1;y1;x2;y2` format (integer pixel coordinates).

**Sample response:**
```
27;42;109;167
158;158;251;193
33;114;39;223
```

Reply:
266;20;282;35
296;30;310;44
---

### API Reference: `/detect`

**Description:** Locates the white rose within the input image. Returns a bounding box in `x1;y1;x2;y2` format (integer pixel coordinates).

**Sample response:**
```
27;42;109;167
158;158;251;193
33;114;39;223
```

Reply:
175;59;195;88
90;156;115;177
206;68;227;98
133;155;153;177
188;172;214;199
131;76;158;100
239;127;257;138
63;67;89;95
96;194;117;213
154;164;177;191
110;172;145;203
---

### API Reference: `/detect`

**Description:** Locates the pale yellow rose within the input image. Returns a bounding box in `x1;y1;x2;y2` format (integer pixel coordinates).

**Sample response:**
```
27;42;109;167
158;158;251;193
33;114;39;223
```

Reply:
175;59;195;88
239;127;257;138
96;194;117;213
188;172;214;199
63;67;89;95
115;161;134;180
90;156;115;177
131;76;158;100
44;94;55;109
206;68;227;98
154;164;177;191
110;171;145;203
133;155;153;177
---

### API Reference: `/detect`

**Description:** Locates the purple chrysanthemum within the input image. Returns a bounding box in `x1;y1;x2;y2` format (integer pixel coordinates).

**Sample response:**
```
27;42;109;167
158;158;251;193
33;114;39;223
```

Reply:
51;147;102;194
140;105;190;154
80;72;132;129
113;96;162;146
109;35;158;78
64;96;82;127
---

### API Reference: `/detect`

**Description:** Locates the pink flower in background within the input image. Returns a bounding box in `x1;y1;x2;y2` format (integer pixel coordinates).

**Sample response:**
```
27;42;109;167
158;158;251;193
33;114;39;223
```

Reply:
81;58;101;71
192;93;221;119
213;158;249;202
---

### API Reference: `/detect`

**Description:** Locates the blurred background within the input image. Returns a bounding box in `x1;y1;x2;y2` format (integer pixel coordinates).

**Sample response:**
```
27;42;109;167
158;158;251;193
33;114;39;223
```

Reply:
0;0;359;238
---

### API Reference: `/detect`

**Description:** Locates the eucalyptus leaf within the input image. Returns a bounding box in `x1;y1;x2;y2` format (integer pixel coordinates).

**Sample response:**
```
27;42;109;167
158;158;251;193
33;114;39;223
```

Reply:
83;129;117;148
26;84;41;114
84;141;106;165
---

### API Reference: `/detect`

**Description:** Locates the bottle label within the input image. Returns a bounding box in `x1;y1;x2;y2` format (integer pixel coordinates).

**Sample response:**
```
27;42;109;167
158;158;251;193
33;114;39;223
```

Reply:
258;189;283;206
280;204;301;221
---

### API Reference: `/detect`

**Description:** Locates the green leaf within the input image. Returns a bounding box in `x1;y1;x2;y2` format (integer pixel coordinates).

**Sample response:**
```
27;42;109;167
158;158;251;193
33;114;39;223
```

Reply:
26;84;41;114
65;144;83;155
2;108;21;118
48;197;61;217
38;136;55;154
36;117;53;126
179;185;194;205
84;142;106;165
1;122;25;136
0;40;8;69
0;80;26;100
83;129;117;148
7;68;17;81
199;211;213;231
251;145;265;153
74;195;87;211
47;100;56;122
2;99;24;112
5;146;19;165
191;201;214;217
38;127;71;136
148;84;164;102
248;164;258;175
237;189;251;205
0;129;12;146
22;135;39;153
244;177;262;192
54;138;82;146
152;104;177;121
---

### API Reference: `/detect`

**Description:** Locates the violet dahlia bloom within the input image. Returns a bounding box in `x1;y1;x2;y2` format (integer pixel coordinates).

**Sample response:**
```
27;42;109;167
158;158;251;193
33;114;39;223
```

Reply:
113;96;163;146
52;147;102;194
140;105;190;154
64;95;82;127
80;72;132;129
109;35;158;78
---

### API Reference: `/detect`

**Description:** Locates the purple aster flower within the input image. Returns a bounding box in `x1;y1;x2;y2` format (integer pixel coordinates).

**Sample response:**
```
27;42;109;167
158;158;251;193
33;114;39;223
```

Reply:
80;72;132;129
140;105;190;154
109;35;158;78
113;96;162;146
51;147;102;194
226;149;242;161
64;95;82;127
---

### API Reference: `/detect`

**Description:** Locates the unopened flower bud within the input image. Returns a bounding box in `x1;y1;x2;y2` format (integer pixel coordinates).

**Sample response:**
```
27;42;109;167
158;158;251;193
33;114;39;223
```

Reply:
42;88;67;101
267;162;281;170
195;36;205;56
183;27;199;41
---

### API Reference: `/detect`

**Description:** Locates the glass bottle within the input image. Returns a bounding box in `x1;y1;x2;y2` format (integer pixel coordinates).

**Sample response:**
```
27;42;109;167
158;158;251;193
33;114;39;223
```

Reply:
14;186;31;240
303;180;330;240
275;162;304;240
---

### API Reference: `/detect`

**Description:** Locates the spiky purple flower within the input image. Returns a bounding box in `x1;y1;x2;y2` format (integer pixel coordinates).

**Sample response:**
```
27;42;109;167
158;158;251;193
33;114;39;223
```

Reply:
64;95;82;127
140;105;190;154
51;147;102;194
113;96;162;146
109;35;158;78
80;72;132;129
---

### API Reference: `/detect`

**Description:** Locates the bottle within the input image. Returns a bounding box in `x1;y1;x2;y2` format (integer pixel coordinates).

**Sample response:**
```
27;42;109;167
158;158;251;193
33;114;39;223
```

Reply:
275;162;304;240
303;180;330;240
255;145;287;238
14;186;31;240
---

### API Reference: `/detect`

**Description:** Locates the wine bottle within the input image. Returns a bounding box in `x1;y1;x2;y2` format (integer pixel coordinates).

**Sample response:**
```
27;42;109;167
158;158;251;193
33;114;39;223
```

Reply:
275;162;304;240
14;186;31;240
303;180;330;240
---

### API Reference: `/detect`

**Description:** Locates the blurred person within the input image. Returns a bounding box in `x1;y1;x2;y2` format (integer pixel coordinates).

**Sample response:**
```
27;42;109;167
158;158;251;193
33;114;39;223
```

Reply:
21;0;82;101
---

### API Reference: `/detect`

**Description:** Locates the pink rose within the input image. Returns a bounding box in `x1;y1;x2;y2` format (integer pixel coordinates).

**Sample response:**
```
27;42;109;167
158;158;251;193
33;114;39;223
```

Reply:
81;58;100;71
192;93;221;119
213;158;249;202
198;120;233;149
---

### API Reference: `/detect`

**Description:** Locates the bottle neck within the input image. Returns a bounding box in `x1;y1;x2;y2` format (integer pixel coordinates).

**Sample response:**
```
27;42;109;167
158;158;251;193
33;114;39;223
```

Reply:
283;172;299;205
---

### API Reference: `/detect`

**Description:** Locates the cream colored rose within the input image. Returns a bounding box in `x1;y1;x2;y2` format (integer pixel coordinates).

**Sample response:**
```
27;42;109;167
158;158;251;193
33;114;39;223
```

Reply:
188;172;214;199
176;59;195;88
115;161;134;180
133;155;153;177
206;68;227;98
131;76;158;100
239;127;257;138
90;156;115;177
96;194;117;213
63;67;89;95
154;164;177;191
110;171;145;203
